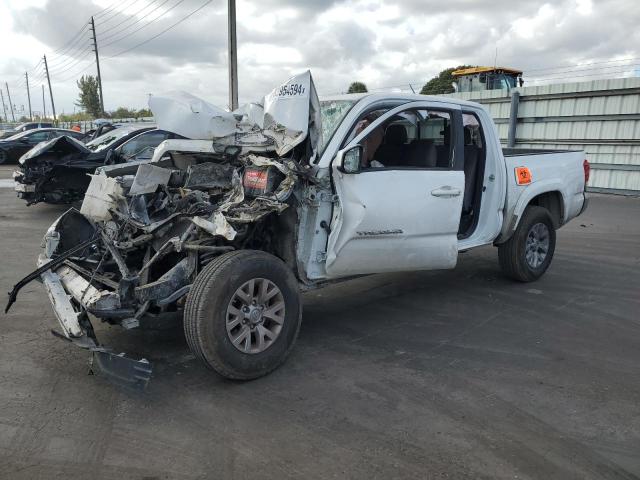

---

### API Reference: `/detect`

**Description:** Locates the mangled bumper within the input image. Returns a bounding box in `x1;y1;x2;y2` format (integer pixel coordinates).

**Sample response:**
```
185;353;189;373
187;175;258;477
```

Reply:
12;169;36;194
5;213;153;390
38;254;152;390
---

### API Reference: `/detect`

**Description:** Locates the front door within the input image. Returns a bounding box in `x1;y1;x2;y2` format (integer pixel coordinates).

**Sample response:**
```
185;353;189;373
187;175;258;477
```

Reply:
325;101;465;278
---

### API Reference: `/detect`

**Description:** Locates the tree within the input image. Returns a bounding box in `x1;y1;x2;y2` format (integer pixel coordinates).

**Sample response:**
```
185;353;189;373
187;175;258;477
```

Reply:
112;107;137;119
347;81;368;93
420;65;474;95
75;75;102;117
136;108;152;118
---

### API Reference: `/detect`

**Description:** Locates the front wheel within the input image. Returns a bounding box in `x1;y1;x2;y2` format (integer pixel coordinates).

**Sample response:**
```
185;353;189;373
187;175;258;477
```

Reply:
498;206;556;282
184;250;302;380
0;149;7;164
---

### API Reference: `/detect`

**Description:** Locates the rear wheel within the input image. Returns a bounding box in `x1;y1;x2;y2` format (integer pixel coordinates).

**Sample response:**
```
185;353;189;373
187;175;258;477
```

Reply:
184;250;302;380
498;206;556;282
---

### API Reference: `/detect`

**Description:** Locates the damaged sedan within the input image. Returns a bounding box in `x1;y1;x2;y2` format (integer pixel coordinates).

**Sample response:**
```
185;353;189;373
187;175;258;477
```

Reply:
6;70;589;389
13;125;183;205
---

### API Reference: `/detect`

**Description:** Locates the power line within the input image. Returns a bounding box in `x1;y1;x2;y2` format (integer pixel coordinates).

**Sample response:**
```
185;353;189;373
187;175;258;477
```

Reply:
524;56;640;74
99;0;172;43
101;0;188;50
97;0;146;26
49;1;123;55
55;60;97;84
98;0;164;38
48;29;92;65
93;0;124;18
49;46;94;73
527;68;640;83
108;0;213;58
527;63;640;79
48;50;95;77
50;24;90;57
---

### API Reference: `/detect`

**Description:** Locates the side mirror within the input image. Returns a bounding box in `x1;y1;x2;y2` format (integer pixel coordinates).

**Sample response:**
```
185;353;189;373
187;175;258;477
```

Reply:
337;146;362;174
19;137;30;143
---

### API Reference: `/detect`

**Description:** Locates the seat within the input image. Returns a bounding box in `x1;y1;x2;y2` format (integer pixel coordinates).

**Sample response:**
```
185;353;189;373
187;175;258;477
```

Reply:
374;124;407;167
406;140;437;168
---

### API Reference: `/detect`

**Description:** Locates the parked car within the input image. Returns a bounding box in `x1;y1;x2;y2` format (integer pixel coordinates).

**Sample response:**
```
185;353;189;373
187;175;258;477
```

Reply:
83;122;117;142
13;126;183;205
7;72;589;389
0;128;85;164
0;121;54;139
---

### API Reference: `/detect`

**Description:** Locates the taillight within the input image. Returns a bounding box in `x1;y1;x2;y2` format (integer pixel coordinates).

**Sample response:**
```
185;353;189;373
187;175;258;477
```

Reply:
583;159;590;184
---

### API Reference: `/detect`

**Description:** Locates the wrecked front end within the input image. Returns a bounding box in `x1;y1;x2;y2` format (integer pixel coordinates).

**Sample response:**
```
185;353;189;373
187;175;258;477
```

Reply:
14;135;93;205
8;142;303;389
7;70;321;388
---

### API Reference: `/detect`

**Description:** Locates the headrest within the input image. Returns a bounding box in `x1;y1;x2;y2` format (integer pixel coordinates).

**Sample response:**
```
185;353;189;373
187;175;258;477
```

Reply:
385;124;407;145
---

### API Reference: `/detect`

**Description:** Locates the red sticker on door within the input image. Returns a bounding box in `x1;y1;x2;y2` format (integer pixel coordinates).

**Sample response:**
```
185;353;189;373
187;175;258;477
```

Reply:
515;167;532;185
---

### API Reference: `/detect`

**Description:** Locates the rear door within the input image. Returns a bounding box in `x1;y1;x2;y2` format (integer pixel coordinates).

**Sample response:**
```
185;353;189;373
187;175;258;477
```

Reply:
325;101;466;278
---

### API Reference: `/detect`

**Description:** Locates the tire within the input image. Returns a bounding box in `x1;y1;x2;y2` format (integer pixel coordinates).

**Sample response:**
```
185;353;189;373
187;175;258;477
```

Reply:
498;206;556;282
0;149;6;165
184;250;302;380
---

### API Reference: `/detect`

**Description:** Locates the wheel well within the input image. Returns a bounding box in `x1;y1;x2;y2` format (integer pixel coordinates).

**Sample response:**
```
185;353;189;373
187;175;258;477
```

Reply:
528;191;564;229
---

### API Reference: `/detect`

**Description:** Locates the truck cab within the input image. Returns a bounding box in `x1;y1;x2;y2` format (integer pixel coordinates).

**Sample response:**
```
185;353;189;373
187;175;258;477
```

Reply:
299;94;585;284
452;66;523;93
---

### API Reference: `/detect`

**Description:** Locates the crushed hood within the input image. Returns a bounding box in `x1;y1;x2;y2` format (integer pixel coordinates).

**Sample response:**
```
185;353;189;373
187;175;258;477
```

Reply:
19;135;90;165
149;70;322;157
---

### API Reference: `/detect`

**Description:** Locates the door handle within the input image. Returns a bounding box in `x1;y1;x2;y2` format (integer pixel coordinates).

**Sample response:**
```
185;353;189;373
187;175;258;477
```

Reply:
431;186;462;198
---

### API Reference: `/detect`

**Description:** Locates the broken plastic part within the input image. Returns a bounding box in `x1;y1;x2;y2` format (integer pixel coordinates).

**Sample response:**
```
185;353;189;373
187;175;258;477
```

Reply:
191;213;237;240
129;164;173;195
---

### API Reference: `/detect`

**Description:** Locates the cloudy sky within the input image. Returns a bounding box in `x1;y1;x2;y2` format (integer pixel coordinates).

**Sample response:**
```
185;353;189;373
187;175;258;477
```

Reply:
0;0;638;117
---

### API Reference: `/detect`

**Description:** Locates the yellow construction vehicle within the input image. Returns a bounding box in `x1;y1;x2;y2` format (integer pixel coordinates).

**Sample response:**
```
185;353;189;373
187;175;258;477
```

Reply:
452;66;523;93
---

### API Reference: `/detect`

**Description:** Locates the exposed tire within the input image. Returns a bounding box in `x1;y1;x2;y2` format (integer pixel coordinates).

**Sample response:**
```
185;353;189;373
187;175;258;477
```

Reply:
0;149;7;165
184;250;302;380
498;206;556;282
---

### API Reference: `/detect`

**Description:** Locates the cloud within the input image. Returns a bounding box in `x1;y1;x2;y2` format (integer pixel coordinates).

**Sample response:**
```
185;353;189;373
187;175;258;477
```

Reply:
0;0;638;113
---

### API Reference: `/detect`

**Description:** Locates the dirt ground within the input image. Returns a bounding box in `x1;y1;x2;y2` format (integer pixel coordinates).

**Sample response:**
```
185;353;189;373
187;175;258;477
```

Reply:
1;164;639;479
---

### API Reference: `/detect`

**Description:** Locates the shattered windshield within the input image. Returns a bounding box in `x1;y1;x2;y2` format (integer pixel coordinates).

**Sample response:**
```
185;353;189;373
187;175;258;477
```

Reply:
86;128;138;152
319;100;357;153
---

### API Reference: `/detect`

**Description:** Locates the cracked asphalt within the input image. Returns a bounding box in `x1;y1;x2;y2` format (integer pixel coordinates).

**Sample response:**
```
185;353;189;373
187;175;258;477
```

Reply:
0;164;639;479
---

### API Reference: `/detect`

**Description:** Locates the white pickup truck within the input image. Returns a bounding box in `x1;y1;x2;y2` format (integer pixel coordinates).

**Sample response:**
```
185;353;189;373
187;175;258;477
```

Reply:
7;73;589;388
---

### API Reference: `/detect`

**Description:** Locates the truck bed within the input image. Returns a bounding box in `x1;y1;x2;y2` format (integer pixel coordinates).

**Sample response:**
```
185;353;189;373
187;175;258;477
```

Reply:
500;148;587;239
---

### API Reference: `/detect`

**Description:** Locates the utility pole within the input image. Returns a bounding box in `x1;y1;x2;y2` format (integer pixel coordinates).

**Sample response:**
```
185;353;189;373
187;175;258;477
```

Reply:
42;85;46;119
227;0;238;111
43;55;56;121
0;89;7;123
90;16;105;115
5;83;15;122
25;72;32;121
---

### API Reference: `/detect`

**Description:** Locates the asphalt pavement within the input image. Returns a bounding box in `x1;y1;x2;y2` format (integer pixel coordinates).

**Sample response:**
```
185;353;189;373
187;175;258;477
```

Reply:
0;164;639;479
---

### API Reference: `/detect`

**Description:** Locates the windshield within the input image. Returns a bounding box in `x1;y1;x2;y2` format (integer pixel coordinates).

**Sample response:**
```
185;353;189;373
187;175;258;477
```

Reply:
319;100;358;153
86;128;137;152
4;130;33;141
